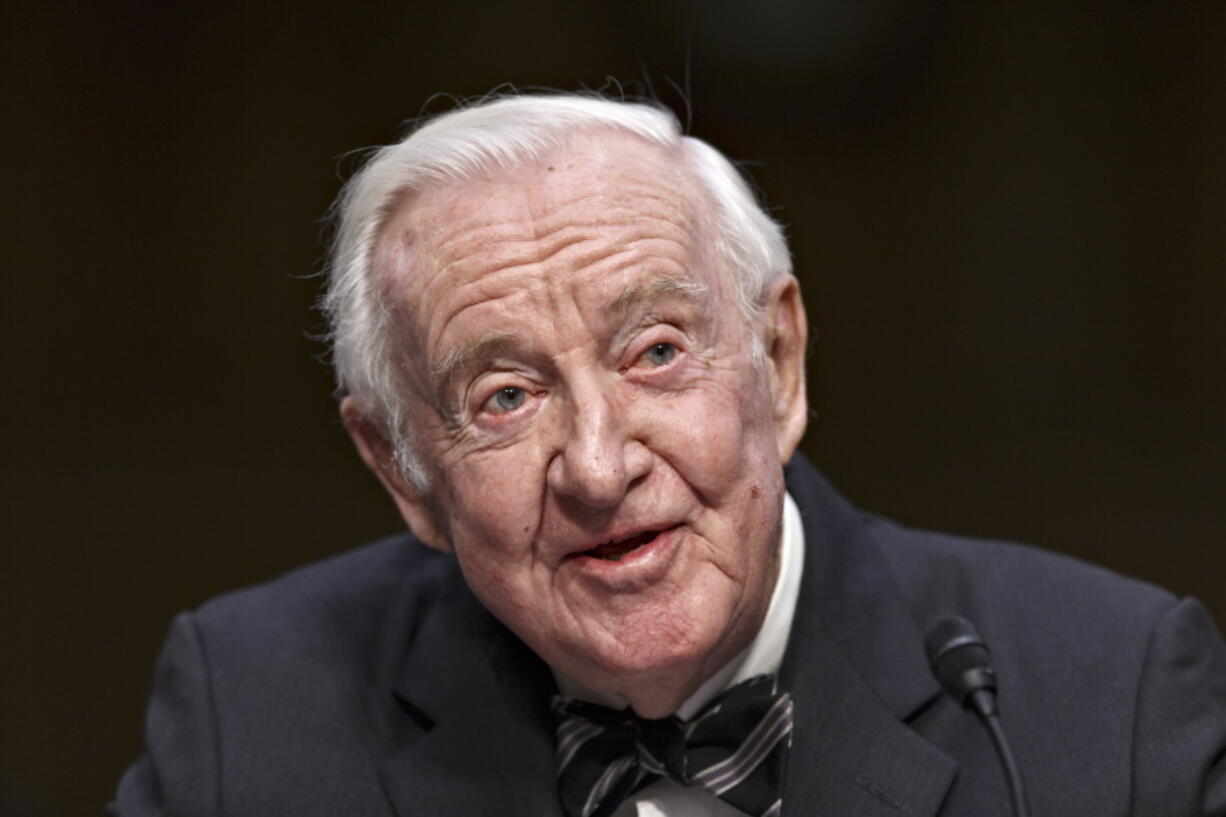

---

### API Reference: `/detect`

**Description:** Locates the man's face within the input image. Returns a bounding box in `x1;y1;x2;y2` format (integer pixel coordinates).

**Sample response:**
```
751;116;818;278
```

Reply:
355;132;806;716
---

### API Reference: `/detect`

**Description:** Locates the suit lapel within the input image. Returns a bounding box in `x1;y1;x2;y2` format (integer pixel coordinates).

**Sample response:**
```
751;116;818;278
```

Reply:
377;568;564;817
780;458;957;816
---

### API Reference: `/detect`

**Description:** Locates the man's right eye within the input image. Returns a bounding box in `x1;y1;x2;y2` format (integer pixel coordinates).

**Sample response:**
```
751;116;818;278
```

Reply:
483;386;526;414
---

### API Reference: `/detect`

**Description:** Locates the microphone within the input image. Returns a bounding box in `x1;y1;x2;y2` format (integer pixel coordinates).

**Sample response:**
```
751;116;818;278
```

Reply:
924;616;1030;817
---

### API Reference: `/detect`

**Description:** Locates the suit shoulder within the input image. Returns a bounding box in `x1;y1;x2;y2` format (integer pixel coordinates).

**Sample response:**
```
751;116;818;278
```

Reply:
124;534;455;814
188;532;457;669
866;515;1179;641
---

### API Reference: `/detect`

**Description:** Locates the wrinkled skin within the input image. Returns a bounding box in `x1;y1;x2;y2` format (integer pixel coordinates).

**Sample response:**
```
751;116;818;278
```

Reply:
344;131;808;717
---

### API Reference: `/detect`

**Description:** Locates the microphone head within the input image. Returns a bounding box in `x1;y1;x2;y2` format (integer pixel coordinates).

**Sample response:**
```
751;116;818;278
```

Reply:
924;615;998;707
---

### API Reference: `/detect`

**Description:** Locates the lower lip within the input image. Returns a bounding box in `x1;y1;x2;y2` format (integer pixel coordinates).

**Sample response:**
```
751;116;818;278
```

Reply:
567;525;684;586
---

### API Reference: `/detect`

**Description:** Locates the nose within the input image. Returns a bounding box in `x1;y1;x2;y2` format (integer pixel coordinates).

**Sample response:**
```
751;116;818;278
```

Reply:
546;379;652;509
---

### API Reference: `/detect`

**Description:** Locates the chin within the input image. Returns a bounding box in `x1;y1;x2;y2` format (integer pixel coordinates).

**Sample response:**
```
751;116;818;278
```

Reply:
565;605;743;695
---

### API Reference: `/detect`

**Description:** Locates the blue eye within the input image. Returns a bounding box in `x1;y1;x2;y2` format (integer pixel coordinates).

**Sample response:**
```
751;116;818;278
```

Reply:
642;342;677;366
486;386;526;413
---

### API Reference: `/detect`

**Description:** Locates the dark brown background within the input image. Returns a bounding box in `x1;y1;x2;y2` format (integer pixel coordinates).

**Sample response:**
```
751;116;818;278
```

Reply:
4;2;1224;814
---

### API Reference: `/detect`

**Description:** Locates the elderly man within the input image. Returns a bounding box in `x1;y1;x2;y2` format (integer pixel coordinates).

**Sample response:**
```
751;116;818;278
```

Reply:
115;95;1226;817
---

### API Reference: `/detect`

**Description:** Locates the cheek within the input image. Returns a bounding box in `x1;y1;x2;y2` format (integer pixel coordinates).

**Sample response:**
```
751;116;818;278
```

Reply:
447;474;547;627
639;374;777;477
441;452;546;560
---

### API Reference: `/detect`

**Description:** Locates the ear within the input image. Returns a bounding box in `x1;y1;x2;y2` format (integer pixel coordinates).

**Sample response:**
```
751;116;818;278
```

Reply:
339;396;451;552
760;275;809;463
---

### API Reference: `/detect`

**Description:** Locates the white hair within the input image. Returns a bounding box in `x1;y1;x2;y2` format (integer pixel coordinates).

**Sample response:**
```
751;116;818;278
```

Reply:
321;93;792;489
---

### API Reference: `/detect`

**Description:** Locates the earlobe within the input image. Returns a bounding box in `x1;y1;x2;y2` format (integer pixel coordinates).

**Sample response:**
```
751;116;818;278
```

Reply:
762;276;809;463
339;397;451;552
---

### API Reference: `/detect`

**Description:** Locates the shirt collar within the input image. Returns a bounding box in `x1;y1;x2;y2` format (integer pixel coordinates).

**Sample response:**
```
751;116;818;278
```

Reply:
553;491;806;721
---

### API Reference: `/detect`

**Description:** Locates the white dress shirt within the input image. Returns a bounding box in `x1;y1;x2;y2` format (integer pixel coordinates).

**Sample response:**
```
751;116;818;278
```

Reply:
553;492;806;817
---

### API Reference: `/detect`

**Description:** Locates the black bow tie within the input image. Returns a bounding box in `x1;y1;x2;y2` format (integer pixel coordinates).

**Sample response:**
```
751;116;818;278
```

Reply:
551;674;793;817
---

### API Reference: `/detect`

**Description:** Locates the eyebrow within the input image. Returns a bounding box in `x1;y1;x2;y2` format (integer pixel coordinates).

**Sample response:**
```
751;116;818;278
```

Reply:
429;331;519;405
426;274;712;407
606;274;712;321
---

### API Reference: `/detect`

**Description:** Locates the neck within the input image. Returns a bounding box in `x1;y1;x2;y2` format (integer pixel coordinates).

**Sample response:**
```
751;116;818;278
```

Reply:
618;631;759;719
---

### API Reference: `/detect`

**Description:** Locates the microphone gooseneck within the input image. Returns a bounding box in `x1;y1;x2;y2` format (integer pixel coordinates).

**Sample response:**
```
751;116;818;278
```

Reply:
924;616;1031;817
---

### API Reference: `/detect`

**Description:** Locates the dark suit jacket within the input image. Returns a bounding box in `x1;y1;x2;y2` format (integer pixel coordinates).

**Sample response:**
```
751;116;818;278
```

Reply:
113;457;1226;816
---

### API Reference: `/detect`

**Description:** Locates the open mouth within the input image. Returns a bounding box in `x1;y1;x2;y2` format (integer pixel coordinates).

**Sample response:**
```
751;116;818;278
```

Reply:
581;529;667;562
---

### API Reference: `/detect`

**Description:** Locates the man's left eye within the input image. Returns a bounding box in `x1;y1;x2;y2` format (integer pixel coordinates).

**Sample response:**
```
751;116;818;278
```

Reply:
640;342;677;367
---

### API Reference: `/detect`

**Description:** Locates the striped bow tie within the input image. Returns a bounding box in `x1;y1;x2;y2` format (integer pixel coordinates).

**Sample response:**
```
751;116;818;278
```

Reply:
551;674;793;817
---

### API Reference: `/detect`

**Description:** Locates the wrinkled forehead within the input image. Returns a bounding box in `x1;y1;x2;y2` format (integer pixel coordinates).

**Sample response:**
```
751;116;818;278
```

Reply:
371;131;718;329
